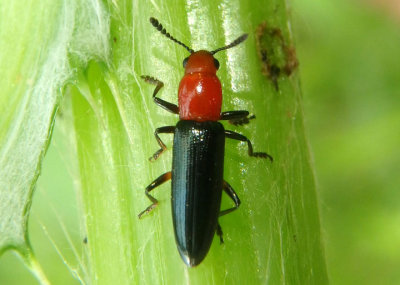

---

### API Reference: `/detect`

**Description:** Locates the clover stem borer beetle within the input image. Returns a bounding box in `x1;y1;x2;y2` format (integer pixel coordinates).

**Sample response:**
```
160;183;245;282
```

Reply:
138;17;273;267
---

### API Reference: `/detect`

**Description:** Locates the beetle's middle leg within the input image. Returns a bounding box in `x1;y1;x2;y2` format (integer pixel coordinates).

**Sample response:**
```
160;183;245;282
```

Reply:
225;130;273;161
220;110;255;126
149;126;175;161
138;171;171;218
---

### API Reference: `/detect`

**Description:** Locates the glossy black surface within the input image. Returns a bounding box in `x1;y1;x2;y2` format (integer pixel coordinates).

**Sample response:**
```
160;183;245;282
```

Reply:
171;120;225;267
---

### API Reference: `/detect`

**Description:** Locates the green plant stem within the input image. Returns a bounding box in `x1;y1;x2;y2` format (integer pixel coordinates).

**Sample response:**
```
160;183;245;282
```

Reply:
70;0;328;284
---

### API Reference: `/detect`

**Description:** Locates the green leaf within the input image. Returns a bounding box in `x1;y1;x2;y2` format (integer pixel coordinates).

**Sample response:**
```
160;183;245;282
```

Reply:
0;0;109;283
0;0;68;257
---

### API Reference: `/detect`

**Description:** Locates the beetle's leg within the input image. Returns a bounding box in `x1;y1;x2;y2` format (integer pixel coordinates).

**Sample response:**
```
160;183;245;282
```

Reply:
219;180;241;217
150;126;175;161
225;130;273;161
229;115;256;126
216;181;240;244
141;75;179;114
216;223;224;244
138;171;171;219
220;110;255;126
220;110;249;120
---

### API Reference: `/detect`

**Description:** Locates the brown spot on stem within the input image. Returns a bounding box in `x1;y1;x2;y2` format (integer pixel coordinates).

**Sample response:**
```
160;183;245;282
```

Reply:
256;22;299;91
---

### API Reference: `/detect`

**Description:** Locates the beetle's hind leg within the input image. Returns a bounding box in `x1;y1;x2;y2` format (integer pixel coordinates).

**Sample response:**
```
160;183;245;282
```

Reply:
219;180;241;217
138;171;171;218
225;130;273;161
141;75;179;114
217;181;241;244
220;110;255;126
150;126;175;161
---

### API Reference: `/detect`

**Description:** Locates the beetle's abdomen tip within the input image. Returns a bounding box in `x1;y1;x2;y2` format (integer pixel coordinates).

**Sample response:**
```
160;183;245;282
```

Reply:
180;252;203;267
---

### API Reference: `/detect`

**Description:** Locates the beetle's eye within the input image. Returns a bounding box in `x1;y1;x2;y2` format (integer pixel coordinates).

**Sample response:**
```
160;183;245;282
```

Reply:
213;58;220;70
183;57;189;68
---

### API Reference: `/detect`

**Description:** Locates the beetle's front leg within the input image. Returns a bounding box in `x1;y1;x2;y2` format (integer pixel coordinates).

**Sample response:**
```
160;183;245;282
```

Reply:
220;110;255;126
225;130;273;161
138;171;171;218
149;126;175;161
141;75;179;114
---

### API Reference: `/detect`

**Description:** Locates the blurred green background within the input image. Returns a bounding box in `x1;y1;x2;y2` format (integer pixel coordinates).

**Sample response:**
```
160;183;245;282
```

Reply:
1;0;400;284
293;0;400;284
294;0;400;284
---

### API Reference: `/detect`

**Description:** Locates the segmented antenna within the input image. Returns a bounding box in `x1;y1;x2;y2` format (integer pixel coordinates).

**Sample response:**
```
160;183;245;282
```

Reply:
211;34;248;55
150;17;194;53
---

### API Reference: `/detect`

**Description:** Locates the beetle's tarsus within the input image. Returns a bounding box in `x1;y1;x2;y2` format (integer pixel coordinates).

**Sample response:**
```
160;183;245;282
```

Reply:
149;148;165;162
141;75;160;85
216;223;224;244
251;151;273;162
229;114;256;126
138;203;158;219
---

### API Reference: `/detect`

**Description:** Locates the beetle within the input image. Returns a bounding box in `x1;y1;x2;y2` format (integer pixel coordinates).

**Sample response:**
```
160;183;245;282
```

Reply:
139;17;273;267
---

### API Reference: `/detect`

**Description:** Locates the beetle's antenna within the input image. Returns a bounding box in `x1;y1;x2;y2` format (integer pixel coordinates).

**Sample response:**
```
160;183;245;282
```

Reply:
150;17;194;53
211;34;248;55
